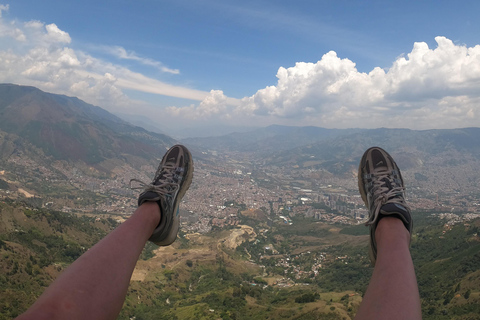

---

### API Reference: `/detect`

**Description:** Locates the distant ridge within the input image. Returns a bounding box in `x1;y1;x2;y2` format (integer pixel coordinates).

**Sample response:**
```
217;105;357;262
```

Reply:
183;125;365;154
0;83;176;165
256;127;480;174
3;83;480;173
182;124;480;175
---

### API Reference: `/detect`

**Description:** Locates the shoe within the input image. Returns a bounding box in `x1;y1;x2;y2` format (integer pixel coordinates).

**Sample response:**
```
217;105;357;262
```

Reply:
358;147;412;265
131;145;194;246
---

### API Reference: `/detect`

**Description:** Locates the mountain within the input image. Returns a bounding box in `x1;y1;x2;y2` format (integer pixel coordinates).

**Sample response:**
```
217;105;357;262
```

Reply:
0;200;118;319
184;125;480;169
0;83;176;165
183;125;365;154
266;127;480;170
1;85;479;320
114;112;169;136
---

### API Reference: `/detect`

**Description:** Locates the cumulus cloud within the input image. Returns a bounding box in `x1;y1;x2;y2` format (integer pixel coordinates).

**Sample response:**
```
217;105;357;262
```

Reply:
232;36;480;129
45;23;71;43
0;4;26;41
0;12;218;113
1;4;480;130
0;24;25;42
16;21;71;46
154;36;480;130
167;90;229;119
0;4;8;17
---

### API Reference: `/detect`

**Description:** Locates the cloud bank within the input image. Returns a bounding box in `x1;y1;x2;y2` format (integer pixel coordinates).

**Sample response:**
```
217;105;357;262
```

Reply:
1;4;480;130
0;4;8;17
0;8;211;112
173;37;480;129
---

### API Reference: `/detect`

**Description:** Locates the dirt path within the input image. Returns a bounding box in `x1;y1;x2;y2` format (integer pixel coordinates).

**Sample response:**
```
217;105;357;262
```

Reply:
223;225;256;249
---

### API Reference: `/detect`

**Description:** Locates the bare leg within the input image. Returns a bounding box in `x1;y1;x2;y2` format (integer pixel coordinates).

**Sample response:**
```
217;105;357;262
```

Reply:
355;217;422;320
16;202;160;320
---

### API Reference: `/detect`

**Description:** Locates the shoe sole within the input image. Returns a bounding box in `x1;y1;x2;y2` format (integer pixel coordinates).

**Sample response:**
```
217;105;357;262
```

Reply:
358;147;376;207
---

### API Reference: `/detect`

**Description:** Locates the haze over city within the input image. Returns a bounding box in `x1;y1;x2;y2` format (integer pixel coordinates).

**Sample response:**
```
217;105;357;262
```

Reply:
1;1;480;135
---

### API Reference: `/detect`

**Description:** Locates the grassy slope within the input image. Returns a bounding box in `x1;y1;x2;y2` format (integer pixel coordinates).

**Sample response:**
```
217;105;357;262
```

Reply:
0;200;117;319
1;201;479;319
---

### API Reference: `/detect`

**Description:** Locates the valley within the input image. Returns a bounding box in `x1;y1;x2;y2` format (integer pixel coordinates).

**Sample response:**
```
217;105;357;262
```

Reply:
1;199;479;319
1;84;480;319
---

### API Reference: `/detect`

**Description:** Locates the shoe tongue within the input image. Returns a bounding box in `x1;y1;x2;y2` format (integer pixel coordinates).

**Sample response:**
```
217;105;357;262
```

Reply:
374;168;389;175
165;156;177;166
371;150;388;172
165;161;176;168
373;160;388;172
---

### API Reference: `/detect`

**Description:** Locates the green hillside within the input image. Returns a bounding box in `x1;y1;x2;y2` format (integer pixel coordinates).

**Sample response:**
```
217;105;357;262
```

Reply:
0;200;118;319
0;83;176;165
2;200;479;319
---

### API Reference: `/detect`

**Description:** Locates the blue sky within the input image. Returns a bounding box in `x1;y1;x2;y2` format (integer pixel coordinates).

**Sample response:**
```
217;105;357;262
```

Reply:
1;1;480;136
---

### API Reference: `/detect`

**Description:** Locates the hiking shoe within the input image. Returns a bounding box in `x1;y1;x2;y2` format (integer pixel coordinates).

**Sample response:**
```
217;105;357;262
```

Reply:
131;145;194;246
358;147;412;265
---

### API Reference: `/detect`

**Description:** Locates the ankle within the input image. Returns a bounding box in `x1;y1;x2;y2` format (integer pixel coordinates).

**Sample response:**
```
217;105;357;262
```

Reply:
375;217;410;247
136;202;161;229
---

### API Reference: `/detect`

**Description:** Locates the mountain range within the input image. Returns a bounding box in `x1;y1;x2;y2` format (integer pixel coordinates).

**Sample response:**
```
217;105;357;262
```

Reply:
185;124;480;178
1;83;480;177
1;84;480;320
0;83;175;166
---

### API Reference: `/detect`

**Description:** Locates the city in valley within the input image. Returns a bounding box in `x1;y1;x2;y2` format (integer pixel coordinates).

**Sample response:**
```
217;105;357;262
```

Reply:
2;147;479;233
2;144;480;320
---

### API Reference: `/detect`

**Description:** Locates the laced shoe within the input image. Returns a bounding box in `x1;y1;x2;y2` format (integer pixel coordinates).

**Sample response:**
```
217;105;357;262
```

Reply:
358;147;412;265
131;145;193;246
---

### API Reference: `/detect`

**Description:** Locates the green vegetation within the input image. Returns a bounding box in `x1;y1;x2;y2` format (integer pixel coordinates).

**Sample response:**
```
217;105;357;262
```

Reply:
140;242;157;260
295;292;320;303
409;213;480;318
339;224;369;236
0;178;8;189
1;200;479;320
0;201;117;319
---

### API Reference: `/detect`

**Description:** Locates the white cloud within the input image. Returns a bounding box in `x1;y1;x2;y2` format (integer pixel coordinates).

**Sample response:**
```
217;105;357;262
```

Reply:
167;89;229;119
0;4;8;17
19;21;71;46
103;46;180;74
1;4;480;131
45;23;71;44
0;23;25;41
0;13;219;113
230;36;480;129
0;5;26;42
153;36;480;130
24;20;43;29
197;90;228;117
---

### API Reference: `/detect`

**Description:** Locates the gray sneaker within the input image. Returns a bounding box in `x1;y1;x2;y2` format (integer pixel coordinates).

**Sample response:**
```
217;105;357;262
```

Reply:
358;147;412;265
131;145;193;246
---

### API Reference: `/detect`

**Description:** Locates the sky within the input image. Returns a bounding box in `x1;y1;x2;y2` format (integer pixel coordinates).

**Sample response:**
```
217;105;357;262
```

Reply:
1;1;480;137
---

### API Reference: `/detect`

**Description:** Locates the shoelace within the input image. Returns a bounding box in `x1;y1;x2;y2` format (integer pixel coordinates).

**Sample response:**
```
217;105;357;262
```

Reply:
130;163;179;198
366;171;409;226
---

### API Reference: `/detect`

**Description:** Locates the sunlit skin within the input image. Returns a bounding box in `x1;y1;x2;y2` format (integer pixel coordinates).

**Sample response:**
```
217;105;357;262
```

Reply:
16;208;422;320
16;202;160;320
355;217;422;320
